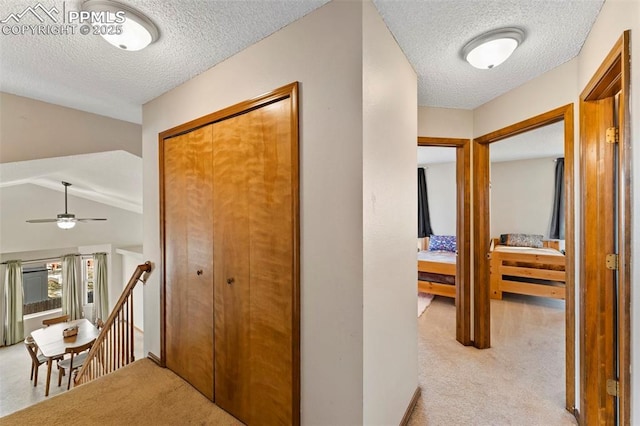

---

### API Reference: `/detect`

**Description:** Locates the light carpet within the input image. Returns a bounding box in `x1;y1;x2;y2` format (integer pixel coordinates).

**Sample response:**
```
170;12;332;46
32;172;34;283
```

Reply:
408;295;577;425
0;358;241;426
418;292;434;317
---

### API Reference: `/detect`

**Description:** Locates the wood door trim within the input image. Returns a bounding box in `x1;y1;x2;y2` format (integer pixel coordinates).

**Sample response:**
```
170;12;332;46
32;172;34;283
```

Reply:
472;104;576;413
158;82;300;424
417;137;471;345
579;32;631;425
159;83;299;140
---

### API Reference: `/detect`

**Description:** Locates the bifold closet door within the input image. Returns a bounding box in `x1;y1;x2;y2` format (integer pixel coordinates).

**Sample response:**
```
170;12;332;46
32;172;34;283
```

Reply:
164;125;215;401
213;99;294;424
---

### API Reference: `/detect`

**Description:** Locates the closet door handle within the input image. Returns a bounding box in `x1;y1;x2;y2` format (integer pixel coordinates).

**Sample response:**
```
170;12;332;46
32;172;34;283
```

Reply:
196;270;203;276
226;277;235;285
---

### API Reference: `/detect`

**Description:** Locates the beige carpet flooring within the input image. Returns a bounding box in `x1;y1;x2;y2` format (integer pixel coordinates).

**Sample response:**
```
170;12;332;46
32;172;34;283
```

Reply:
408;294;577;425
0;358;241;426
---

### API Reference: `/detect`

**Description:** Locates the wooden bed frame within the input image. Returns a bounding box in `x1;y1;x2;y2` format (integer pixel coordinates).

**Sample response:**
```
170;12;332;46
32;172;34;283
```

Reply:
417;237;456;299
489;238;566;300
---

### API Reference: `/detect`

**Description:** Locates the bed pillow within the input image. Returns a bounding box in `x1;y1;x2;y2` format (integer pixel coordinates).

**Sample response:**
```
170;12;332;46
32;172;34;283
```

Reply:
500;233;544;248
428;235;456;252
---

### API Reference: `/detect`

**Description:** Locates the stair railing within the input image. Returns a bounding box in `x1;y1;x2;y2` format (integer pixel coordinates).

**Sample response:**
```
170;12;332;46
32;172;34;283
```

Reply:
74;261;152;386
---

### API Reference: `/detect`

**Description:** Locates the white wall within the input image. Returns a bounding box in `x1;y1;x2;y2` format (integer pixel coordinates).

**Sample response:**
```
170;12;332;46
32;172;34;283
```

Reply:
490;157;557;238
362;1;417;423
117;247;144;331
143;1;367;423
419;162;456;236
577;0;640;420
418;106;473;138
0;92;141;163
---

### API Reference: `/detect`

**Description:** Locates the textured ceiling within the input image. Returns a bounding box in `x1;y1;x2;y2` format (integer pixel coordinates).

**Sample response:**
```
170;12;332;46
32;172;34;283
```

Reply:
0;0;330;123
374;0;604;109
0;0;603;123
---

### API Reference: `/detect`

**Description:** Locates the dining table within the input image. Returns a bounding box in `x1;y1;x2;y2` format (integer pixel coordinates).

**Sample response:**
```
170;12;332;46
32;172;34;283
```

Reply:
30;318;99;396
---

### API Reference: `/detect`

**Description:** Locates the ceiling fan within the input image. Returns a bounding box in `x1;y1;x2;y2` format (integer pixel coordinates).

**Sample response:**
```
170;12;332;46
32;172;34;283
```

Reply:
26;181;107;229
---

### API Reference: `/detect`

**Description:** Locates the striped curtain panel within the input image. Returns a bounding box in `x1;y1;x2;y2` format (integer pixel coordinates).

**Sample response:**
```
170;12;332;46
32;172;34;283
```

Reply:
4;260;24;345
93;253;109;324
62;255;83;320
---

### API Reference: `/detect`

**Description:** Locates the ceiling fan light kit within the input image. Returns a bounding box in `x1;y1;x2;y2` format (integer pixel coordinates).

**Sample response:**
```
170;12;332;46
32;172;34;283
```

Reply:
462;27;525;70
26;181;107;230
81;0;159;51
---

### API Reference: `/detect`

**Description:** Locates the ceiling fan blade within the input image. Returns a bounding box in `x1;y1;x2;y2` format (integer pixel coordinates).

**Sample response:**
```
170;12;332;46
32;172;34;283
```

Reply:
26;219;59;223
75;218;108;222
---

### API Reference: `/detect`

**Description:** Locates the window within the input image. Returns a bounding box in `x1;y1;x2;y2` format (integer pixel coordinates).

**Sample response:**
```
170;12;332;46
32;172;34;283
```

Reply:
82;257;95;305
22;262;62;315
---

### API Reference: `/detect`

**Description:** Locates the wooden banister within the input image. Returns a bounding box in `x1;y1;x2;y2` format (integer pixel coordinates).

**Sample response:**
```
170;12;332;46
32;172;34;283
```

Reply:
74;261;152;386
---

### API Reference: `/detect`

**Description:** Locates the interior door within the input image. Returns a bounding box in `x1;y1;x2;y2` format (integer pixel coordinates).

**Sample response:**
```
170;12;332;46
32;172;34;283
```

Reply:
581;97;616;423
164;125;215;400
213;99;294;425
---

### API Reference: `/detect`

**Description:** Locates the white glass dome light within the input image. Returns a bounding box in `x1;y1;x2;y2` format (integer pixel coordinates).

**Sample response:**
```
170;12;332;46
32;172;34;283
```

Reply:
82;0;159;51
462;28;525;70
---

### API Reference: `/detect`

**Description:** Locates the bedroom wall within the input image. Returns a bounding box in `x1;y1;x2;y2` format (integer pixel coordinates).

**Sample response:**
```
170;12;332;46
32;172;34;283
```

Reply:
418;106;473;138
142;1;421;423
576;0;640;420
419;162;456;236
362;1;417;423
0;92;142;163
490;157;557;239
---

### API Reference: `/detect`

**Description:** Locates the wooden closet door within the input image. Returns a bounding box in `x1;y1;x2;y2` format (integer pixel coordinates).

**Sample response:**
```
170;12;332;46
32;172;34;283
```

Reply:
213;98;294;425
164;125;215;400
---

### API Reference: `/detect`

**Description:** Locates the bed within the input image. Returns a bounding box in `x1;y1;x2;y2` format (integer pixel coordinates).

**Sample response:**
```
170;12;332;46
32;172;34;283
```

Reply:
417;236;457;299
489;236;565;300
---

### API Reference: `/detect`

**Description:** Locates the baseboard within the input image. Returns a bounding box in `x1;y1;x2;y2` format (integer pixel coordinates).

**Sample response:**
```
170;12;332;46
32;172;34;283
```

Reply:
573;407;581;425
147;352;162;366
399;386;421;426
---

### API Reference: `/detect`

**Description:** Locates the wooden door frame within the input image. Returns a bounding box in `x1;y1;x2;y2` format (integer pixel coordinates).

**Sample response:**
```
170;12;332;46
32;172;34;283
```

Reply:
579;31;631;425
417;137;471;345
472;104;576;412
158;82;300;424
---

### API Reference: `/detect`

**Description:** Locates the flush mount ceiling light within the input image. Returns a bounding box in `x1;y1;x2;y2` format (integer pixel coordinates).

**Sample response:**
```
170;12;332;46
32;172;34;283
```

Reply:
461;27;525;70
82;0;159;51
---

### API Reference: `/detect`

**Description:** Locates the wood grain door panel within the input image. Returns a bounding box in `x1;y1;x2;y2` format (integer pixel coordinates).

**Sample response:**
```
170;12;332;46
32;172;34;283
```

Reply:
164;125;215;401
162;83;299;425
213;99;294;425
581;97;616;423
246;100;293;425
213;113;252;422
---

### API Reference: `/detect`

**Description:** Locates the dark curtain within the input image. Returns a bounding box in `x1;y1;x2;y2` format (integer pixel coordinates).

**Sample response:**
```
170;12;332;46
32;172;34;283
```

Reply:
418;167;433;238
549;158;565;239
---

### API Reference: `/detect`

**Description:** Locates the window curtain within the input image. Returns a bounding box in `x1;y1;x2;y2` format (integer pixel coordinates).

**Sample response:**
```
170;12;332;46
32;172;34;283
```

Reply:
549;158;565;239
418;167;434;238
3;260;23;346
62;255;83;320
93;253;109;324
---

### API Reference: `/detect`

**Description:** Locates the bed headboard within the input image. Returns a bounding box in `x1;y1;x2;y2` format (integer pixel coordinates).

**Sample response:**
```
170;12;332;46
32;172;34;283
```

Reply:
491;237;560;251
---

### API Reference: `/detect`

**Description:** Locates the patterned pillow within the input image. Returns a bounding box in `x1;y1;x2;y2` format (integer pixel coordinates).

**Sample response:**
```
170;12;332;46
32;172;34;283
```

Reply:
428;235;456;252
500;233;544;248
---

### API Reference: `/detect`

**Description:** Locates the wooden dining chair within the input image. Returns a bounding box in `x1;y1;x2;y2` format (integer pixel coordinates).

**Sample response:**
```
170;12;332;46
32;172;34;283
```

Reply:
24;337;47;386
42;314;69;327
57;339;95;390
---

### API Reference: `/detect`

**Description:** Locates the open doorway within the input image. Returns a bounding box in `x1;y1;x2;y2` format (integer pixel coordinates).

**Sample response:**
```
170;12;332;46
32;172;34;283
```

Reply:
473;104;575;411
417;137;470;345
